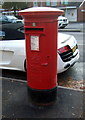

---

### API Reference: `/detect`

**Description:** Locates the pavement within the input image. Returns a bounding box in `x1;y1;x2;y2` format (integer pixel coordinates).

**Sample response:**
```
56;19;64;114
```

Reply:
58;22;84;32
58;28;81;32
2;77;84;119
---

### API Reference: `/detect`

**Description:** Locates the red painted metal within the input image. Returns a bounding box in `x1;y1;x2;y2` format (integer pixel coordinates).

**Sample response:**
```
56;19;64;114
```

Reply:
19;7;64;90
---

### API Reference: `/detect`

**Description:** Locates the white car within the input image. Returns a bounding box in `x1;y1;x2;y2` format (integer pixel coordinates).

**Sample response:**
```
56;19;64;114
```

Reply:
58;16;69;29
0;15;23;24
0;23;79;73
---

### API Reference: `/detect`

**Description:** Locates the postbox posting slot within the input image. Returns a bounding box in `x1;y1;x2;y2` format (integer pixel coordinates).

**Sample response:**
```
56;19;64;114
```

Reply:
25;28;43;31
25;27;44;34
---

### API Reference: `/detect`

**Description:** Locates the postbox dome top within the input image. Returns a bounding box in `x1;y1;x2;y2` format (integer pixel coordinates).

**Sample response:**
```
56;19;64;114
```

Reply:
20;7;63;13
19;7;64;20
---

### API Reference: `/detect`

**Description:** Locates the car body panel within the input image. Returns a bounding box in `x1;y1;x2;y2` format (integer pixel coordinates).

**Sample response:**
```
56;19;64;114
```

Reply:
57;49;79;73
0;15;23;24
0;40;26;71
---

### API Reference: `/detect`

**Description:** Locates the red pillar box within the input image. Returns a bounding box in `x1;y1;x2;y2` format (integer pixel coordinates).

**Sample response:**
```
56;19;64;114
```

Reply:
19;7;64;104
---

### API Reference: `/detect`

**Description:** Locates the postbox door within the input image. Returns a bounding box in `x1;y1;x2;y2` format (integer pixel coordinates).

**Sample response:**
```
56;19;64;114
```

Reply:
26;34;52;90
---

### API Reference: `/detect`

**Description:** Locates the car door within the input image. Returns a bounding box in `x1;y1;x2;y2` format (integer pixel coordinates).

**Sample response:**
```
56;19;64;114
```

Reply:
0;23;25;70
1;40;15;66
0;31;7;65
0;30;15;66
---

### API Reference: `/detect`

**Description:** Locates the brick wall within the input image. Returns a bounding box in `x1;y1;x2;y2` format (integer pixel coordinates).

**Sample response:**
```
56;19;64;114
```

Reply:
77;2;85;22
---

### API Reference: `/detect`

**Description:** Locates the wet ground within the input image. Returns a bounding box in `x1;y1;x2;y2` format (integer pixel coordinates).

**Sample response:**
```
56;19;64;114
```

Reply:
2;78;83;118
58;62;84;90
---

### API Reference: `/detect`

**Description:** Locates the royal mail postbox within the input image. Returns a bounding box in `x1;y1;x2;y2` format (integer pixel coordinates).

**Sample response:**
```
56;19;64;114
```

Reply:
19;7;64;104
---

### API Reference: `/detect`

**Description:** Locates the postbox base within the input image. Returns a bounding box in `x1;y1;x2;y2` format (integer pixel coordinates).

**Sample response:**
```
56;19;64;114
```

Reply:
28;86;57;105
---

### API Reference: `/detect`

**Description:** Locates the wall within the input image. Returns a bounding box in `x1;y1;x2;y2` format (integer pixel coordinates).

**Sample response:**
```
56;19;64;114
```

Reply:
65;8;77;22
77;2;85;22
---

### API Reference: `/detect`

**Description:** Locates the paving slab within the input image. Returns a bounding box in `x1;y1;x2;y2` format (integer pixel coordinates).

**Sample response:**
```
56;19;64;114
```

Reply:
58;29;81;32
2;78;84;119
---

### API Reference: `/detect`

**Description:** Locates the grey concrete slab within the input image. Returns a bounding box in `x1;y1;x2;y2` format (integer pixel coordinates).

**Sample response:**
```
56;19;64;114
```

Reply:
58;22;84;32
58;29;81;32
2;78;83;119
